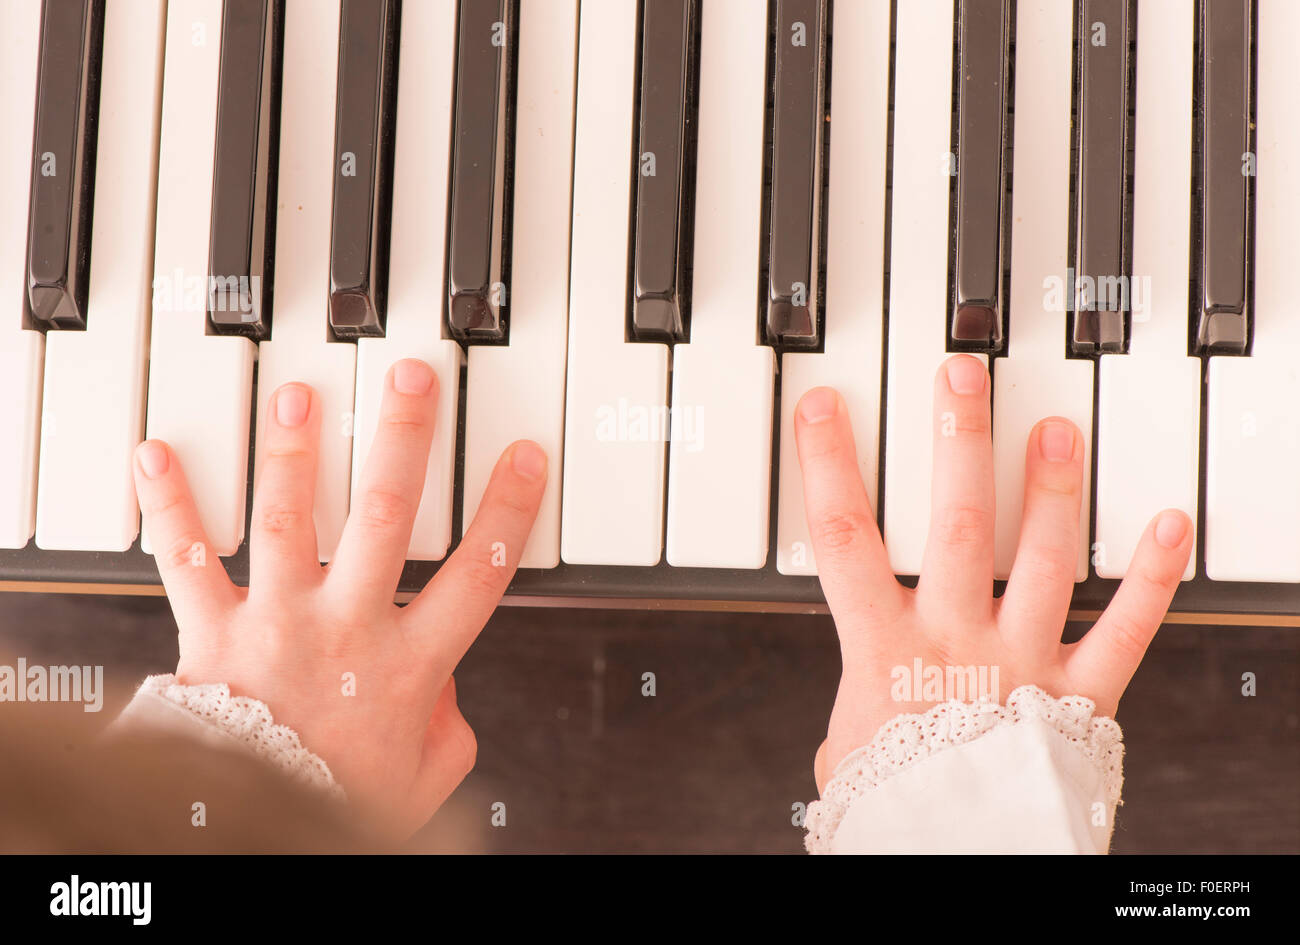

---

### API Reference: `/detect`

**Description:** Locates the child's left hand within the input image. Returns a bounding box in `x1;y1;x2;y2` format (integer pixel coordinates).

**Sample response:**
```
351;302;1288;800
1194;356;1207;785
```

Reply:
133;358;546;838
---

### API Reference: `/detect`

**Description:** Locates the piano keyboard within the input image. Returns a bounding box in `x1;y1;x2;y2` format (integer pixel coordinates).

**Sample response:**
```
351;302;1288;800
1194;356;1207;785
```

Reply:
2;0;1299;621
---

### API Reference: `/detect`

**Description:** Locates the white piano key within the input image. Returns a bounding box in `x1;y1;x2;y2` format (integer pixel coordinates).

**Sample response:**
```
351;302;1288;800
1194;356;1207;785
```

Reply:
665;0;774;569
256;0;355;562
560;0;670;566
1096;359;1199;579
144;0;255;557
883;0;973;575
776;0;889;576
992;0;1092;582
461;0;577;569
351;0;461;563
666;348;773;569
1204;0;1300;583
992;359;1094;583
1206;363;1300;582
36;0;166;552
1095;0;1197;581
0;0;44;549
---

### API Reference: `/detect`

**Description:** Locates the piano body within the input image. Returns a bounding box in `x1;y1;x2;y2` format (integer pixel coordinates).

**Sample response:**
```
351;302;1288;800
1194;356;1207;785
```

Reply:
1;0;1298;624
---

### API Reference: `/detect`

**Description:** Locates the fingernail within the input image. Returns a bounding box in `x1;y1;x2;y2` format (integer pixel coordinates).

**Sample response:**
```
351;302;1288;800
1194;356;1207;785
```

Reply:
1155;510;1188;549
393;359;434;395
946;357;987;395
136;441;169;479
1038;421;1075;463
798;388;838;424
512;441;546;481
275;385;310;427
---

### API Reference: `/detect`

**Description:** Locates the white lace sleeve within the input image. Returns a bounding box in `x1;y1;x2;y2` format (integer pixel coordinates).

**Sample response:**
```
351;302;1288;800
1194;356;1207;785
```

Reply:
110;674;346;801
804;684;1124;854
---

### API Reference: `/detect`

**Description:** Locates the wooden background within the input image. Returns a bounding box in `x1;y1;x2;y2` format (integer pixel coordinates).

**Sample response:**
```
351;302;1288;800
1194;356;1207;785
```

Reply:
0;592;1295;853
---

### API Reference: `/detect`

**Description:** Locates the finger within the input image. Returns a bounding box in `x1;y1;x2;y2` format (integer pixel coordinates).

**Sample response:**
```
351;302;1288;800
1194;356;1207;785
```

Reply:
407;440;546;666
793;387;904;632
410;678;477;825
330;360;440;609
997;418;1086;648
134;440;238;627
249;383;323;591
1067;509;1192;711
917;356;995;620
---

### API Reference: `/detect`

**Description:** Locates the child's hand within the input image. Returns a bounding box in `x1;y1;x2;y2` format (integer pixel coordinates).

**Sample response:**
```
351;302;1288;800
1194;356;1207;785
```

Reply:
132;359;546;838
795;355;1192;792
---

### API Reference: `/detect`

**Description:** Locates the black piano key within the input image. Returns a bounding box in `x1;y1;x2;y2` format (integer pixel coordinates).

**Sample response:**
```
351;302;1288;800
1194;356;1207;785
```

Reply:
1072;0;1130;355
446;0;516;344
25;0;105;332
764;0;827;349
207;0;283;340
328;0;400;340
1197;0;1251;354
630;0;698;344
952;0;1009;351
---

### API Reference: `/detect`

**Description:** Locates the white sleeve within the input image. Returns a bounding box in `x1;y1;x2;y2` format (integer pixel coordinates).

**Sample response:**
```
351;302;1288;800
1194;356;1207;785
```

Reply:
107;674;347;801
804;685;1123;854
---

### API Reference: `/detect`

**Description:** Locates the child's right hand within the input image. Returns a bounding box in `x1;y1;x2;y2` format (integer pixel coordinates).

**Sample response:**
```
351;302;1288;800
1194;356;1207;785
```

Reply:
794;355;1193;791
133;359;546;839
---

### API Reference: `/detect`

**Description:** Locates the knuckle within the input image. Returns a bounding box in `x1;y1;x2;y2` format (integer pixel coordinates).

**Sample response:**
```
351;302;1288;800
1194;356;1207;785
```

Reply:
801;430;849;465
263;444;314;463
1015;551;1076;590
933;504;993;548
1103;612;1151;660
491;485;535;519
255;501;307;537
458;557;507;600
1134;559;1177;593
353;486;414;532
141;487;188;521
945;410;991;438
381;408;430;438
1031;471;1081;499
812;510;875;552
158;532;206;571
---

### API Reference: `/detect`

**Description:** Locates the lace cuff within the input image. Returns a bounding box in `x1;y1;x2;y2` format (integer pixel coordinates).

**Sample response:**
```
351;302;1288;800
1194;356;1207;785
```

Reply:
804;684;1123;853
120;674;346;801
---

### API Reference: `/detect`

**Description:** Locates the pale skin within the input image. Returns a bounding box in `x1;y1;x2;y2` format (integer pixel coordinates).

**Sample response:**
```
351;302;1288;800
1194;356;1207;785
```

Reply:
794;354;1193;792
134;354;1191;839
133;358;547;839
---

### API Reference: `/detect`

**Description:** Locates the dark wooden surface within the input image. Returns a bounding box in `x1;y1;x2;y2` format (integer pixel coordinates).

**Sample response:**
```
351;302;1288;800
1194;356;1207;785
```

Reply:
0;592;1296;853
